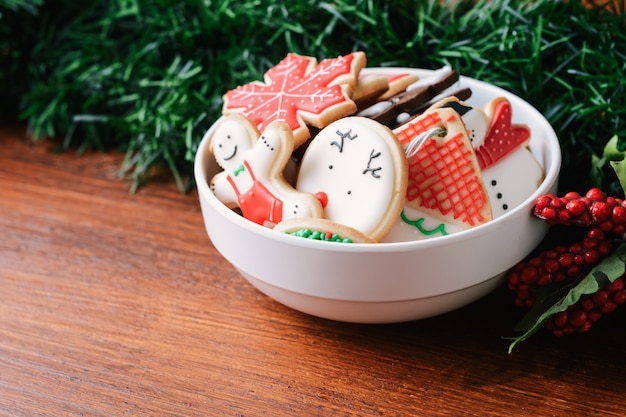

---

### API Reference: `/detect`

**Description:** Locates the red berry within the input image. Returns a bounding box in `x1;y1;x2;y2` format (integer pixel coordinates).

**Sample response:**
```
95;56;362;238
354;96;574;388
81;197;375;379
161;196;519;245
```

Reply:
568;310;587;327
583;250;600;264
566;199;587;216
545;275;626;335
517;188;626;338
586;188;606;201
563;191;582;199
519;267;538;284
614;290;626;305
558;253;574;267
592;290;608;305
538;207;557;221
534;189;626;235
591;201;612;221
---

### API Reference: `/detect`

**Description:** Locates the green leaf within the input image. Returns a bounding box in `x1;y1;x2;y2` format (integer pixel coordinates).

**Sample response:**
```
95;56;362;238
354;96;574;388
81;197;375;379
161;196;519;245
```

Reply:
603;135;625;161
508;243;626;353
610;158;626;196
589;135;626;196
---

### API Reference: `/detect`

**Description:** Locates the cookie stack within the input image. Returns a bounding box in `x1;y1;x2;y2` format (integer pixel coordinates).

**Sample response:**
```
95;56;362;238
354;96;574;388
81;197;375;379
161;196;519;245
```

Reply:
206;52;544;243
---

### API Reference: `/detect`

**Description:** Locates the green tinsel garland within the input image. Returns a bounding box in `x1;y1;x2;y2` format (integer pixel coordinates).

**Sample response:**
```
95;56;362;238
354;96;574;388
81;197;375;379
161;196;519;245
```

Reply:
1;0;625;192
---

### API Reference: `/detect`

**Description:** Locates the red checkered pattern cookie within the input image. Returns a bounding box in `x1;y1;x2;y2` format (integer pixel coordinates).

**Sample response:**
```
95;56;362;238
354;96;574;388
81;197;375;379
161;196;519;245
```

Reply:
393;107;492;229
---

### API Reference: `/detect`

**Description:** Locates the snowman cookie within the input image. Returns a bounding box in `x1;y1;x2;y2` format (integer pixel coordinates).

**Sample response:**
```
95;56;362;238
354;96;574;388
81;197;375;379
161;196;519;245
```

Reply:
207;114;324;228
296;116;408;242
433;97;544;218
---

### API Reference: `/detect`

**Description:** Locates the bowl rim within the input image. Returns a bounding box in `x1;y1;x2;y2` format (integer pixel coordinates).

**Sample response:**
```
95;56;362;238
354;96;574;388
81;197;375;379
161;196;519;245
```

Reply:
194;67;562;254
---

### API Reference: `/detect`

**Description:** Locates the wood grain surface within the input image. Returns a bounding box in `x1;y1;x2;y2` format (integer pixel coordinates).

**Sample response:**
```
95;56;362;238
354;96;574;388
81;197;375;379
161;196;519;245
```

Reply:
1;124;625;417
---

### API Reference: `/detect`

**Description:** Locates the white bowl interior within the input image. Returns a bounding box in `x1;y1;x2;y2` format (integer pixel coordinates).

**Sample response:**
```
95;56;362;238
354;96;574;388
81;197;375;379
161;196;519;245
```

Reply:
194;68;561;323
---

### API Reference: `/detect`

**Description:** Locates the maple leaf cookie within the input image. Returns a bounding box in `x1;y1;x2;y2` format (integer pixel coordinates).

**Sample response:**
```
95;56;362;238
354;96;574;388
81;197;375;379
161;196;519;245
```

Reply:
207;114;324;228
222;52;367;148
392;107;492;230
296;116;408;242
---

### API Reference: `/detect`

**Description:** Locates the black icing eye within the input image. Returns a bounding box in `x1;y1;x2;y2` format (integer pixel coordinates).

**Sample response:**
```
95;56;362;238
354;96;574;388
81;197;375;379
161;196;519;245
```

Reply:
347;190;352;195
328;165;333;170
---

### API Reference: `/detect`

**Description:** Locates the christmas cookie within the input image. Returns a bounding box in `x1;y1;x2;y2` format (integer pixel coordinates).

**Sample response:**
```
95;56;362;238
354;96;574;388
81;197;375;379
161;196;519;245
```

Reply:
222;52;367;148
351;74;390;108
476;97;544;217
353;72;421;110
431;96;544;218
356;66;462;128
430;96;490;147
377;72;421;100
392;107;492;229
207;114;324;228
274;217;377;244
296;116;408;242
400;87;472;127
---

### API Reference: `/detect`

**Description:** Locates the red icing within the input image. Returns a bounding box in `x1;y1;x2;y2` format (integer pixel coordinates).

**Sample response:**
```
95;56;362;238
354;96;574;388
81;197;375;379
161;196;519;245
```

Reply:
223;53;361;139
226;161;283;226
394;110;488;227
316;191;329;208
475;98;531;170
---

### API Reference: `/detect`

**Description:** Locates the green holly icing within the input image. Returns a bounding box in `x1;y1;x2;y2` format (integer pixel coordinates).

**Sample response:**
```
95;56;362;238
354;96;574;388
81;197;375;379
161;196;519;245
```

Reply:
400;210;448;236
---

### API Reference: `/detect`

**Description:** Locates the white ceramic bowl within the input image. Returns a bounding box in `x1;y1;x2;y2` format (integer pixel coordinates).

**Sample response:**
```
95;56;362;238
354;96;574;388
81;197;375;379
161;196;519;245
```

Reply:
194;68;561;323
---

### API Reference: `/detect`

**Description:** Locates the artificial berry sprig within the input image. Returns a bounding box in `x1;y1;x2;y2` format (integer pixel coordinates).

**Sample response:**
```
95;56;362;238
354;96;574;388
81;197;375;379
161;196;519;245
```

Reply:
534;188;626;235
545;275;626;336
507;227;618;309
507;188;626;352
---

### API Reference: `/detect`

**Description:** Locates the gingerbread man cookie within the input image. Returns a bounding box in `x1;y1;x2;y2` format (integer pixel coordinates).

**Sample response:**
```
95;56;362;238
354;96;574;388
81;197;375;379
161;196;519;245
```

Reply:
296;116;408;242
207;114;324;228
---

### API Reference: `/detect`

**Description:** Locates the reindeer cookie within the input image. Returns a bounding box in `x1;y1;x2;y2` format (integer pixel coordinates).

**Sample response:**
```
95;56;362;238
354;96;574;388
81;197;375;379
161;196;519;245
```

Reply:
295;116;408;242
207;114;324;228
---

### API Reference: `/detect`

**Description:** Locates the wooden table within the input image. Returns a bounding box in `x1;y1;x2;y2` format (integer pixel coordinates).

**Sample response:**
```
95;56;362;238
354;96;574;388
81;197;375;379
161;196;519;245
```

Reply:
1;124;625;417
